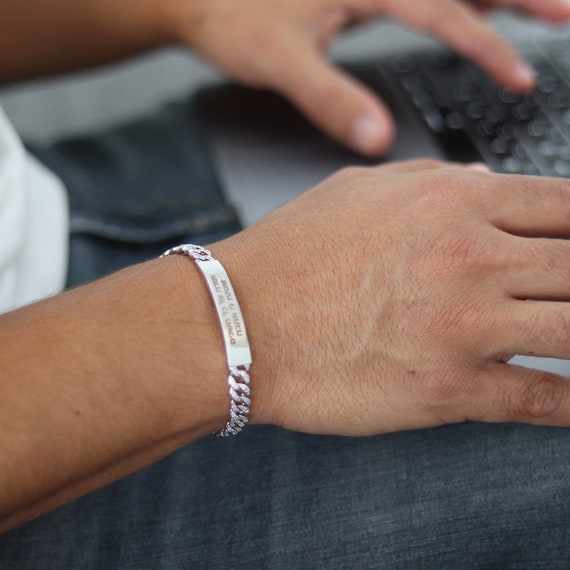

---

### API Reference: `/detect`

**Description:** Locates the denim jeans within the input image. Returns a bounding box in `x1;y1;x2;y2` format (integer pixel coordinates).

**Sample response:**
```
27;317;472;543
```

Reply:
2;96;570;569
26;96;241;287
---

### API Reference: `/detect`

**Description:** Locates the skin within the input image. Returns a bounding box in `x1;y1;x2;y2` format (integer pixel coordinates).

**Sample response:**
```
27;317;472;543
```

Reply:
3;161;570;531
171;0;564;154
236;161;570;434
1;0;570;154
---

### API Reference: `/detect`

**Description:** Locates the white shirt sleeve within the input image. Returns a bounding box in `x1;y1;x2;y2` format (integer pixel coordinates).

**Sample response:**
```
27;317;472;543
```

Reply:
0;106;68;313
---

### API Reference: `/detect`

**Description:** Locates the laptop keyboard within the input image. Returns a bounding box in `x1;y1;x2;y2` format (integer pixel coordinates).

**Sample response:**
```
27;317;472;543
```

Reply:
388;38;570;176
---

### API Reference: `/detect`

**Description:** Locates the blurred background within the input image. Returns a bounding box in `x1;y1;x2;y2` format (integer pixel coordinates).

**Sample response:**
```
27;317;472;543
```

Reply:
0;13;556;144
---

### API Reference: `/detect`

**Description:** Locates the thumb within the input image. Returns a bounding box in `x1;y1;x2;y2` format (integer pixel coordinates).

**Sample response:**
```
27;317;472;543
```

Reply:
271;40;395;156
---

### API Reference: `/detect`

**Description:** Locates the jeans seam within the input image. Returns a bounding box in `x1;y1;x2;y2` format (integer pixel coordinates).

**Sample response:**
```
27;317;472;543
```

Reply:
69;205;240;243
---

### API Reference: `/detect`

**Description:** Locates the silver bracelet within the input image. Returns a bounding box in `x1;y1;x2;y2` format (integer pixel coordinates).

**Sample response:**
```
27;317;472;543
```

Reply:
161;244;252;437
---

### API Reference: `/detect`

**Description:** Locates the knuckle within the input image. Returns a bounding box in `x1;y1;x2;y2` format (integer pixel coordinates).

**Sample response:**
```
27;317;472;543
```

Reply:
505;375;564;419
332;165;368;184
411;158;445;171
415;174;497;278
340;164;367;177
418;168;471;204
403;1;444;31
434;232;491;275
425;223;498;285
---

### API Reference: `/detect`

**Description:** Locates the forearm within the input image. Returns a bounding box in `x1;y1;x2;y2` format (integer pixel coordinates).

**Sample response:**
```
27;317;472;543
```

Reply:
0;256;228;532
0;0;185;84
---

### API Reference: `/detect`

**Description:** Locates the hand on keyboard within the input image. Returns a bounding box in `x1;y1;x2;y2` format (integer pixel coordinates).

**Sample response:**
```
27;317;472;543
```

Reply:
173;0;570;156
391;38;570;177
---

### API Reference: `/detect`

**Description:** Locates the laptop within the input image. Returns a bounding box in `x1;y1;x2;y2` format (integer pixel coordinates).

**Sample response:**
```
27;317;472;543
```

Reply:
197;19;570;376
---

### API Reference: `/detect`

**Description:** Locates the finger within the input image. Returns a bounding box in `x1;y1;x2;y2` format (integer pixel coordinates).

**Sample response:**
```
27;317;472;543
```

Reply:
504;237;570;301
469;0;496;13
268;38;395;156
496;300;570;360
466;364;570;426
382;0;535;91
480;174;570;237
482;0;570;22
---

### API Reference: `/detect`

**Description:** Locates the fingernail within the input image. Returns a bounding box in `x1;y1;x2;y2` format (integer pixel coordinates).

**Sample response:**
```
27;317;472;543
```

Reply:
512;61;536;88
349;115;386;154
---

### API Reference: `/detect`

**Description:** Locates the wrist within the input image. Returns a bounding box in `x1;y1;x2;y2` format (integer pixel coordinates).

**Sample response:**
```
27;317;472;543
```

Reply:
207;240;282;429
162;244;253;436
153;255;231;437
87;255;231;440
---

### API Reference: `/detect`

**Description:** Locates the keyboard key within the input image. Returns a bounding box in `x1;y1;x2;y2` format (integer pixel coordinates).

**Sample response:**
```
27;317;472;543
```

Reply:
528;120;548;138
523;163;541;176
401;75;423;93
512;143;529;159
538;140;559;157
485;105;506;124
536;75;562;95
546;127;564;143
476;120;496;137
423;110;445;132
511;102;536;122
497;124;515;141
554;160;570;176
411;92;434;111
466;101;485;119
498;89;521;104
453;83;477;102
549;91;570;110
502;157;524;173
445;111;465;130
490;138;511;155
558;146;570;161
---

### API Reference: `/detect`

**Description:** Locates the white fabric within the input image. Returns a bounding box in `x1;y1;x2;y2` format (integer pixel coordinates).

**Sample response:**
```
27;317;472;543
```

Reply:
0;106;68;313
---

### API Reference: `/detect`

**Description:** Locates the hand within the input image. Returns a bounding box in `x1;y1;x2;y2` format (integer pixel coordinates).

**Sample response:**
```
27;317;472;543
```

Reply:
213;160;570;436
171;0;570;155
